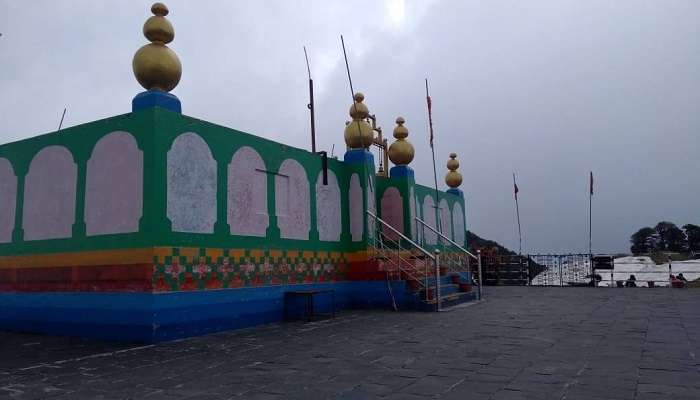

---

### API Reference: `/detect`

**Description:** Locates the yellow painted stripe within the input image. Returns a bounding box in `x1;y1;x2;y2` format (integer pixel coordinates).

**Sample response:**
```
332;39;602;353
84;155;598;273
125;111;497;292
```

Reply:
206;248;223;259
0;248;154;269
0;247;368;269
249;249;264;259
178;247;199;262
270;249;282;258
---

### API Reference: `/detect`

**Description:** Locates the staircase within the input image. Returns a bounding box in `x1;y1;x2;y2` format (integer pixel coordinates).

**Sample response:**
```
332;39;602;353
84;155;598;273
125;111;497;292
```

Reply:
412;272;477;311
367;211;480;311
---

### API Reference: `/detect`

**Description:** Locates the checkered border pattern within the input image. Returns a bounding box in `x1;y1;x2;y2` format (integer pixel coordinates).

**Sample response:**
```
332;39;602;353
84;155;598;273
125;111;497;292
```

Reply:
152;248;349;292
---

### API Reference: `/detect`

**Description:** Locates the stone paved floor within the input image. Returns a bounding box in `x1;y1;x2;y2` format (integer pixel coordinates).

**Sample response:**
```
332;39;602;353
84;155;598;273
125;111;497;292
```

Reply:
1;287;699;400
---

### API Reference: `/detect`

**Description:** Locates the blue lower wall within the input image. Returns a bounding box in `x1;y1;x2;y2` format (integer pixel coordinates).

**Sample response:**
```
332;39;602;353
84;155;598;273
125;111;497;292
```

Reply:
0;280;421;343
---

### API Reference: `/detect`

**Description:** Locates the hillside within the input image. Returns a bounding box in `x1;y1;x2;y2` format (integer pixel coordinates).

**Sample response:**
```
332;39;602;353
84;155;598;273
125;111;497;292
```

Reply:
467;231;516;255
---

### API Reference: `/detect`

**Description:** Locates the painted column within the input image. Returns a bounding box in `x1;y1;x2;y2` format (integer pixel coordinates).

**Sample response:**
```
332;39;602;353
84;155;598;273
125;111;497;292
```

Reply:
445;153;466;247
71;150;89;238
387;116;417;242
265;160;281;240
388;167;415;240
213;147;231;235
342;92;379;279
149;110;173;232
11;165;27;243
308;164;319;242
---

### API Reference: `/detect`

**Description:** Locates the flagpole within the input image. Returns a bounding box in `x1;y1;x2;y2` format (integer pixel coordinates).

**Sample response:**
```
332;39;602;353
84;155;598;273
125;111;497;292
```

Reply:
513;173;522;256
589;171;593;257
426;79;441;235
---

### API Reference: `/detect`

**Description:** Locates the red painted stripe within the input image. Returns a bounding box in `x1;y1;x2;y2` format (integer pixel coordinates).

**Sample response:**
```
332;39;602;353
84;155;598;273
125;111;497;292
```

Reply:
0;264;154;292
346;260;384;281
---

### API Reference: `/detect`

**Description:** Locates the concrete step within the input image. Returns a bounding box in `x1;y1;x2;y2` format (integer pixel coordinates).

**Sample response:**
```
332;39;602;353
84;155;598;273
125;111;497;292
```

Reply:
419;291;477;309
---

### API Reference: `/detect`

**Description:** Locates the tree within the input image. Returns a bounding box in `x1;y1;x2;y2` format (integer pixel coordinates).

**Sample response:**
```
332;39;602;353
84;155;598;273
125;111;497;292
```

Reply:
683;224;700;253
630;227;658;254
654;221;687;252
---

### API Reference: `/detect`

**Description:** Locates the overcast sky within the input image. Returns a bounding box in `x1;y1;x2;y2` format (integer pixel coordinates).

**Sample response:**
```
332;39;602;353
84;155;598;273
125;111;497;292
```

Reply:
1;0;698;254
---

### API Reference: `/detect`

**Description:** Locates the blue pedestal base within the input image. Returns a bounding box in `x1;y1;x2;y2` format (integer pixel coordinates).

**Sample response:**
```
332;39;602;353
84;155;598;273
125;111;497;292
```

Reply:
390;165;414;179
447;188;464;198
132;90;182;113
343;149;374;165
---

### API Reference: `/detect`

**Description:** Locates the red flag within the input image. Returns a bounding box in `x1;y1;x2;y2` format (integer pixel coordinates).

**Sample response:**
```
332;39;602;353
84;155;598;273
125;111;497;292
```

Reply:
427;95;434;147
589;171;594;196
426;79;434;147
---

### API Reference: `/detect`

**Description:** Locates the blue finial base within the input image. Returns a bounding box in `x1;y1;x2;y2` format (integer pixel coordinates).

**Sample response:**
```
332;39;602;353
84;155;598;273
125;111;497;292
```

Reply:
132;90;182;113
390;165;414;179
447;188;464;198
343;149;374;165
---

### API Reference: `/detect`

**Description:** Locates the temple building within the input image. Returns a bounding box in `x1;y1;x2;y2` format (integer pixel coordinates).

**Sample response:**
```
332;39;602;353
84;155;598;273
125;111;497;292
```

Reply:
0;3;475;342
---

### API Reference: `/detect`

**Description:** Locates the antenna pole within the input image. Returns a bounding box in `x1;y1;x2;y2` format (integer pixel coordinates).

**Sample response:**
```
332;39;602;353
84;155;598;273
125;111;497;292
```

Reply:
304;46;316;153
57;108;67;132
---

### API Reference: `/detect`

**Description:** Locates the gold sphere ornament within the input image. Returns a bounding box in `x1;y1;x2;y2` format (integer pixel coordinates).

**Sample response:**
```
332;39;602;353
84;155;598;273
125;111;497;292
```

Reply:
393;116;408;139
447;152;459;171
343;92;374;149
445;153;463;188
133;3;182;92
388;117;415;166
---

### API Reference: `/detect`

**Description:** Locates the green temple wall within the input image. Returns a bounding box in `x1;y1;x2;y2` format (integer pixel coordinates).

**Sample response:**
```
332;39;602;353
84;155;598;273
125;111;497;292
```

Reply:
0;108;464;259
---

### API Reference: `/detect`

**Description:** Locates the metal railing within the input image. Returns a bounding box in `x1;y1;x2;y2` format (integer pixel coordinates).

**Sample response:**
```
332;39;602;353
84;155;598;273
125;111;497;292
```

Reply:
598;265;698;288
415;217;483;300
366;211;444;310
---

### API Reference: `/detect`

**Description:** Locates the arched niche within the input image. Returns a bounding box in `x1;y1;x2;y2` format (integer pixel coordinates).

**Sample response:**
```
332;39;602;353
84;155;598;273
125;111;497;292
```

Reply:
0;158;17;243
316;170;341;242
439;198;452;241
349;173;363;242
23;146;77;240
85;131;143;236
453;202;465;247
422;194;437;245
275;159;309;240
367;177;376;239
380;187;403;240
228;146;268;237
167;132;217;233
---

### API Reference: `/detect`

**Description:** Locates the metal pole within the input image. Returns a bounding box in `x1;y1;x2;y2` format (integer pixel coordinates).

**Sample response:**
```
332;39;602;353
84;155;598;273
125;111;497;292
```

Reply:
304;47;315;152
425;79;442;238
308;78;316;153
513;173;522;256
557;257;564;287
57;108;67;132
435;250;441;311
589;172;593;280
668;256;672;288
477;250;483;300
610;270;613;288
466;254;471;285
527;255;531;286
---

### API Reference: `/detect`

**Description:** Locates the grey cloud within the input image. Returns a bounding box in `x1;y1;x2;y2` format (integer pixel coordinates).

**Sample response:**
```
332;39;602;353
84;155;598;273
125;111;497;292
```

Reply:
1;0;698;253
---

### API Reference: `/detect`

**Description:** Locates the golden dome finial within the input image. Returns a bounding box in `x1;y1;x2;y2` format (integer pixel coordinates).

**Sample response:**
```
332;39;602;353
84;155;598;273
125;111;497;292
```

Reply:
151;2;168;16
132;2;182;92
388;116;415;166
344;92;374;149
445;153;462;188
